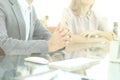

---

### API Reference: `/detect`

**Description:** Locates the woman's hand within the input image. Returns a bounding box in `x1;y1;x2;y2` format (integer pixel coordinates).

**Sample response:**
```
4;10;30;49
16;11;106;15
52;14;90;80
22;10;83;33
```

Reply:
80;30;99;38
80;30;116;40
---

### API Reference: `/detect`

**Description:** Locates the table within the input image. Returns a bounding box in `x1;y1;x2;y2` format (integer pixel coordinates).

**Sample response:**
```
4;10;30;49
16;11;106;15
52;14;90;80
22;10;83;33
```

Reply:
0;55;50;80
14;70;94;80
0;55;95;80
49;58;100;72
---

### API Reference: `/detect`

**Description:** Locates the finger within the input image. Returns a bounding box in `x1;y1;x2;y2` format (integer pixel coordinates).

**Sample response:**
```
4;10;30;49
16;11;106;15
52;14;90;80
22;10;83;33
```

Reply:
56;23;64;32
55;26;63;32
64;38;72;46
64;41;70;46
87;34;92;38
80;30;94;37
60;28;70;37
87;30;99;38
80;32;90;37
62;35;71;41
87;32;97;38
79;32;86;36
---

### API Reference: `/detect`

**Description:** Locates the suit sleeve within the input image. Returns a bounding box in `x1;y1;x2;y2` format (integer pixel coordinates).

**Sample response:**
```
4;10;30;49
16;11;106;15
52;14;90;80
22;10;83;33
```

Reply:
0;8;51;55
33;19;51;40
31;7;51;40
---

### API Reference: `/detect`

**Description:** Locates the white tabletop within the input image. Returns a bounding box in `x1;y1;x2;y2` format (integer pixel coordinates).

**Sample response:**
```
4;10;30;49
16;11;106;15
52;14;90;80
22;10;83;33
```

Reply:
49;58;100;71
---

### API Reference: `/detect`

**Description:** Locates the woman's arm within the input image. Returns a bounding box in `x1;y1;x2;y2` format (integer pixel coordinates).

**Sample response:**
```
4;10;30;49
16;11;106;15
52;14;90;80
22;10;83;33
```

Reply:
65;33;110;51
79;30;116;40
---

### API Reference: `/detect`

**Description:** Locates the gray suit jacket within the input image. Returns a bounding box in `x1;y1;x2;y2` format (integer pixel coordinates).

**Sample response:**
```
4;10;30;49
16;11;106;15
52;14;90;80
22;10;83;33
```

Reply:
0;0;51;55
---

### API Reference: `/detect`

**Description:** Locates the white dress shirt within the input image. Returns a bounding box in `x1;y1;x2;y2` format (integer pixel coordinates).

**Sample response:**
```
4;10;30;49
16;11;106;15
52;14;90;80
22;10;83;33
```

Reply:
18;0;32;40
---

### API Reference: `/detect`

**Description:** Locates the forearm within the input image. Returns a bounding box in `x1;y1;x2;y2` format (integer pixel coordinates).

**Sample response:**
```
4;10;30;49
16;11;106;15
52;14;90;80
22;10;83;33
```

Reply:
65;34;109;51
71;34;108;43
0;34;48;55
97;31;115;40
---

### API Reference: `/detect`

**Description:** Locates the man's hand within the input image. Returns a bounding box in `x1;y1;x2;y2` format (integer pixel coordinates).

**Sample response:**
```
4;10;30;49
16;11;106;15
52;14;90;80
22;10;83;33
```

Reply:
48;25;71;52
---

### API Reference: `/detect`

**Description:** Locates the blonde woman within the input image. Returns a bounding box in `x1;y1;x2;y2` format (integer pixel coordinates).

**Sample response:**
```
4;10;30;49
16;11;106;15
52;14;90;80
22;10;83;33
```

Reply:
61;0;116;59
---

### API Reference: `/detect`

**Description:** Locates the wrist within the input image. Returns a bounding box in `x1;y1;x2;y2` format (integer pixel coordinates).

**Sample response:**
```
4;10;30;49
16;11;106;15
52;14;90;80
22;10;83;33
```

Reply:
48;40;63;52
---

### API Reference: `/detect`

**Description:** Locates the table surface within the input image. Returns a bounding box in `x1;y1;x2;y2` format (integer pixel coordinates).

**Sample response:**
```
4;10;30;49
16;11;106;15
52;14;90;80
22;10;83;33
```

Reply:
0;55;96;80
0;38;108;80
14;70;95;80
0;55;50;80
49;58;100;71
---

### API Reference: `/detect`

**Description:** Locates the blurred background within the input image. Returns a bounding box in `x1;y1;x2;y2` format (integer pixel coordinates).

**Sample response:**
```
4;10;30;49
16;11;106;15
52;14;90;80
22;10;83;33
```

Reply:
33;0;120;30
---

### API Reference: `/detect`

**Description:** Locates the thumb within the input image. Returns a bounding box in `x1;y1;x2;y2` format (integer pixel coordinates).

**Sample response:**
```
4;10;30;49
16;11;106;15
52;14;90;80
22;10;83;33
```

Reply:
56;22;63;32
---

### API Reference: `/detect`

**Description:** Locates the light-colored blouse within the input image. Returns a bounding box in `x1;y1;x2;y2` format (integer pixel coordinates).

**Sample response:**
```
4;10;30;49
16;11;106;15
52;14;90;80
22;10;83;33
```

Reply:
61;8;110;34
61;8;110;59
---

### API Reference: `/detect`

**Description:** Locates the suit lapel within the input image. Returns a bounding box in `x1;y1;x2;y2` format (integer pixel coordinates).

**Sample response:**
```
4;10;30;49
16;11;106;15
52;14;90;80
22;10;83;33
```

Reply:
9;0;26;40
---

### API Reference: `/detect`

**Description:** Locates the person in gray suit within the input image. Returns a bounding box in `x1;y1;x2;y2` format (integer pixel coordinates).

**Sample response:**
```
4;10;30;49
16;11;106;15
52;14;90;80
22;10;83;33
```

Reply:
0;0;71;55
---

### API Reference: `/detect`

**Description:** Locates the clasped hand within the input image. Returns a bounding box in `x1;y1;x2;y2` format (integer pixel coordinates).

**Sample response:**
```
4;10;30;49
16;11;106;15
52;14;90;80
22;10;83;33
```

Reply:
48;25;71;52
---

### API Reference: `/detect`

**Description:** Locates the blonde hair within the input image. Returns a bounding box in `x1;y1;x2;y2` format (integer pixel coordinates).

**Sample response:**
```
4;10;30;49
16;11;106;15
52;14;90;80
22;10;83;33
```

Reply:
69;0;94;16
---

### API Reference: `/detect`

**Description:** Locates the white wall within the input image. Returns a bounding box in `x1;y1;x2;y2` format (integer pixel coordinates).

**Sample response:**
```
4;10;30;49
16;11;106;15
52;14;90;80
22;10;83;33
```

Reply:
33;0;70;26
93;0;120;21
92;0;120;31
